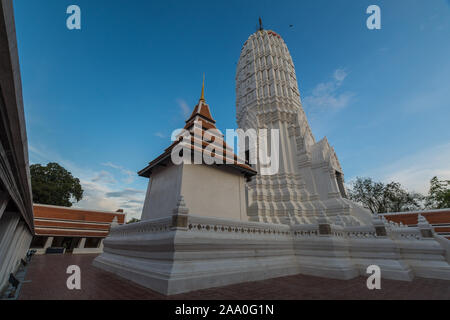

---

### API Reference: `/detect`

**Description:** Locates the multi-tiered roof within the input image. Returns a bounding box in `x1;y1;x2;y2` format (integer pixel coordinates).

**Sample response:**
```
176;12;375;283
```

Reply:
138;78;257;178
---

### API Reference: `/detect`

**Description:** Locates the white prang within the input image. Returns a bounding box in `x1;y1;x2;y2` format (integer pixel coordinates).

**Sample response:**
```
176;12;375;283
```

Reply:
236;29;369;226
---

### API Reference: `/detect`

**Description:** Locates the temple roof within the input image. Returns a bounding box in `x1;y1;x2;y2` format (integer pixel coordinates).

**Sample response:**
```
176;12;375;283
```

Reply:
138;79;257;179
185;100;216;126
185;75;215;125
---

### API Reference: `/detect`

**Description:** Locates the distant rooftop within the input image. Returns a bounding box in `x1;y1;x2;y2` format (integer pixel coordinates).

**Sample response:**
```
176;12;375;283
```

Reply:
33;203;126;238
383;208;450;240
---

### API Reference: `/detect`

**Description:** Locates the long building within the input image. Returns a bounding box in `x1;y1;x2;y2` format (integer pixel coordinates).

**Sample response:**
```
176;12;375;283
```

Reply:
0;0;35;292
31;204;126;254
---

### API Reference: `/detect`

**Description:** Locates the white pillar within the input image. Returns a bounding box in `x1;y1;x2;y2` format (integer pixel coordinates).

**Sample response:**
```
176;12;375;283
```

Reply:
0;215;17;292
0;221;25;288
1;224;32;291
78;238;86;249
418;214;434;238
7;223;27;271
0;192;9;221
12;225;29;267
34;236;54;255
18;229;32;262
98;239;104;251
0;213;20;264
44;236;54;249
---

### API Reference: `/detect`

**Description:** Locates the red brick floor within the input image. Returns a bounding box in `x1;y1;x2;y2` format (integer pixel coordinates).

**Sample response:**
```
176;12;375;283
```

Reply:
18;254;450;300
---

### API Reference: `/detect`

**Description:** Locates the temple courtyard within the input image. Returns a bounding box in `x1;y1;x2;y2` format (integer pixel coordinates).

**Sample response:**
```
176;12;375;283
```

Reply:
17;254;450;300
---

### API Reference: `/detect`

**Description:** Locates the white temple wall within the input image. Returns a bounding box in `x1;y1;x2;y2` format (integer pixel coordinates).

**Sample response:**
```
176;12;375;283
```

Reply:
287;123;299;175
181;164;247;221
298;166;319;200
142;163;248;221
275;121;289;174
311;166;330;201
141;164;182;220
344;199;373;225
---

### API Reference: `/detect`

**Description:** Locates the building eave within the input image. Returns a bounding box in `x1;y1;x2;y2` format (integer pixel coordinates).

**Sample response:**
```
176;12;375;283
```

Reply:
0;0;34;232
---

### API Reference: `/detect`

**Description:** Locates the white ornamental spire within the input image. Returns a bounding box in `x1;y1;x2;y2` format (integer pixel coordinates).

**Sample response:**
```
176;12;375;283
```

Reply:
236;27;370;226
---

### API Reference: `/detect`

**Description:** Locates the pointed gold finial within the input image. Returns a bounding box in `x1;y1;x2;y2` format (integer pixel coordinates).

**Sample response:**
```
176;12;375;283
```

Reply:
200;73;205;102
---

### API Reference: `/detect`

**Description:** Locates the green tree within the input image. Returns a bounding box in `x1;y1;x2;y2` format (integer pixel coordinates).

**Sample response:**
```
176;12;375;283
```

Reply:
126;218;141;224
30;162;83;207
348;177;385;213
383;181;423;212
348;177;423;214
426;176;450;209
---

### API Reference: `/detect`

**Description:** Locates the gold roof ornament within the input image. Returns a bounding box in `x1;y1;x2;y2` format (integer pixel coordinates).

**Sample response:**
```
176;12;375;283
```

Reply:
200;73;205;102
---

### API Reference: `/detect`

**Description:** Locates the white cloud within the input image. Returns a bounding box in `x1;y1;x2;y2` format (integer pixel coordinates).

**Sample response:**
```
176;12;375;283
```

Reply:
105;188;145;198
76;180;145;220
154;132;165;138
101;162;136;184
177;98;191;118
28;145;145;221
361;143;450;194
333;68;348;82
28;144;48;163
303;68;354;111
91;170;117;184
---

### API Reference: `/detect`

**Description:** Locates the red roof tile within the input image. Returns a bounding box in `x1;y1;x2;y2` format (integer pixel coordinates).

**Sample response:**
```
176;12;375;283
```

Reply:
138;97;257;178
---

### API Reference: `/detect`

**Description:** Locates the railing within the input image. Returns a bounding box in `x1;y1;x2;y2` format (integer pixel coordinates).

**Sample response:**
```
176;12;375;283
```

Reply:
108;217;172;237
107;214;431;242
187;215;291;237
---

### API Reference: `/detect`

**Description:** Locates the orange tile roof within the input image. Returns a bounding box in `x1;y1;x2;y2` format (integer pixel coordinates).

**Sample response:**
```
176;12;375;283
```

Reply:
138;97;257;178
186;101;216;124
33;204;125;237
383;209;450;240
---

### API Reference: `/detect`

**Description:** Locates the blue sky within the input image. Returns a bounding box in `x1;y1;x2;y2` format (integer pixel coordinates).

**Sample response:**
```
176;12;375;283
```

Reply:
13;0;450;219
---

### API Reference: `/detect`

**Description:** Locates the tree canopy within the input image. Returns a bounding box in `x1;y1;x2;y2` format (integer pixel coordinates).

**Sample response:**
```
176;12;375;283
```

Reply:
30;162;83;207
126;218;141;224
426;176;450;209
348;177;423;214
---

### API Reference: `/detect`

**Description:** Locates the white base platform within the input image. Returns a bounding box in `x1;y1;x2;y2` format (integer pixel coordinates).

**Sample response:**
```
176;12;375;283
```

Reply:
93;215;450;295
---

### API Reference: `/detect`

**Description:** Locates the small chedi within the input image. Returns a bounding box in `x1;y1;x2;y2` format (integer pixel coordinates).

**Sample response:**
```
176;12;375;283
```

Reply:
94;27;450;295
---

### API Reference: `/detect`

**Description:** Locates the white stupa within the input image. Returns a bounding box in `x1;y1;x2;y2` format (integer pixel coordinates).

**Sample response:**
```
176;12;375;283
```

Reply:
236;26;371;226
93;24;450;295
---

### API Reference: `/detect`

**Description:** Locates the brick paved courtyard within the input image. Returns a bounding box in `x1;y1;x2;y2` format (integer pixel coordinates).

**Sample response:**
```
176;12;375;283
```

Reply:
18;254;450;300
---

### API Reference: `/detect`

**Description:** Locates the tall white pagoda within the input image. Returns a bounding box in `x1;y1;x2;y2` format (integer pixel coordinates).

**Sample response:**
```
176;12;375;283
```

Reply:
236;26;371;227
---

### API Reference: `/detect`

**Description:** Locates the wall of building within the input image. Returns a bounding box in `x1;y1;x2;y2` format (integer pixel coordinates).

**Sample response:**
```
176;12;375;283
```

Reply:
0;219;32;283
181;164;247;221
141;164;182;220
0;0;35;292
141;163;248;222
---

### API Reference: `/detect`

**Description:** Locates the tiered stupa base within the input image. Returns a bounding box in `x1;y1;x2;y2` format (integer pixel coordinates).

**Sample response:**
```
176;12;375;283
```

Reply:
93;214;450;295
